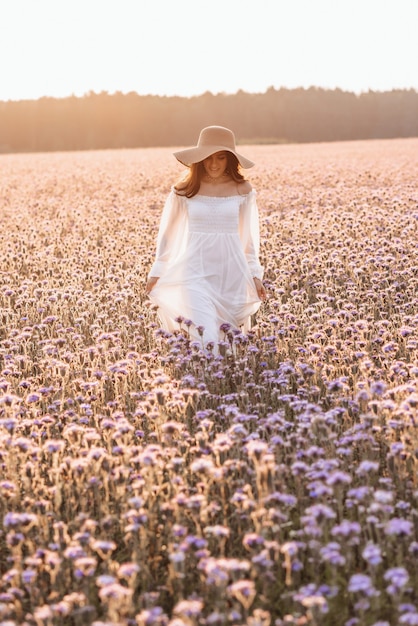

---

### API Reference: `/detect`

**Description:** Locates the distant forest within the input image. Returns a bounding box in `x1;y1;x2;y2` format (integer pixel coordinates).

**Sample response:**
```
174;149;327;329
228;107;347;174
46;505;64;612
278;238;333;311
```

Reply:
1;87;418;153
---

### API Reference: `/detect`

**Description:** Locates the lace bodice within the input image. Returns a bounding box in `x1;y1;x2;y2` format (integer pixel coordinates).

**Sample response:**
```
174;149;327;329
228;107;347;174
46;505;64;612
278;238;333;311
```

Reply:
188;195;243;234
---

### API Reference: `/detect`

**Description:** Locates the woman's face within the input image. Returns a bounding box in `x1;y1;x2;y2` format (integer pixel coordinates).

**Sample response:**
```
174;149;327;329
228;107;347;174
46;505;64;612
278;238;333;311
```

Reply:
203;151;228;180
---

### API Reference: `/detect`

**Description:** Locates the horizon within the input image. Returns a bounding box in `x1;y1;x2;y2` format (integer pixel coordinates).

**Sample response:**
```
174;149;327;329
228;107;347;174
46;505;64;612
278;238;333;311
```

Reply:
2;83;417;106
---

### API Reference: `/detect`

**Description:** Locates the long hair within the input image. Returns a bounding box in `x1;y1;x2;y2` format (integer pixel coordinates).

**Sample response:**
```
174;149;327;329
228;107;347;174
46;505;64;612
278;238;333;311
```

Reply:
174;152;246;198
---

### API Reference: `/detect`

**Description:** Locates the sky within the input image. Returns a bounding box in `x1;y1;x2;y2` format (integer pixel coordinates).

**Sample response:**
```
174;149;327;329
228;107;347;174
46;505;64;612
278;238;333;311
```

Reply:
1;0;418;102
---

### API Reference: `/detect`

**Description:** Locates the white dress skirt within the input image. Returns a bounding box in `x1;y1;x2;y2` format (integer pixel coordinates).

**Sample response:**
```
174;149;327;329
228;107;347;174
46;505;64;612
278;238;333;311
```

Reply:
148;189;264;347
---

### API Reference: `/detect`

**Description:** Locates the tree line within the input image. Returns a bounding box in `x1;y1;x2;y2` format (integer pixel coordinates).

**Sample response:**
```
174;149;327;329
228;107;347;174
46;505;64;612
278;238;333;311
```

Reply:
1;86;417;153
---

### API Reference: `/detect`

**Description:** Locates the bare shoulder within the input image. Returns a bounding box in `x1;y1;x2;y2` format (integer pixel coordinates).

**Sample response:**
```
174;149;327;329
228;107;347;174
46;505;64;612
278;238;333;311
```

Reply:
238;180;253;195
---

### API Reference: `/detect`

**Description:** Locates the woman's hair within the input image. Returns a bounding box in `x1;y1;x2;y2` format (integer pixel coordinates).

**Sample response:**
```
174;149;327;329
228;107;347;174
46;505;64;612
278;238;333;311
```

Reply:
174;152;245;198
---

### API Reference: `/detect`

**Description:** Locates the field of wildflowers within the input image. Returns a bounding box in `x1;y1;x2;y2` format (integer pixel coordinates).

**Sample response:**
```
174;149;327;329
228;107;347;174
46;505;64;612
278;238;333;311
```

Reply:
0;138;417;626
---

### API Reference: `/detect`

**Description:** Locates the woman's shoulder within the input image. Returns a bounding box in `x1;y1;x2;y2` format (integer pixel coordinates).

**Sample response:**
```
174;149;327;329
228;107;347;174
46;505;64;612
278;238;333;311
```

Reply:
238;180;253;195
171;184;187;197
173;181;191;197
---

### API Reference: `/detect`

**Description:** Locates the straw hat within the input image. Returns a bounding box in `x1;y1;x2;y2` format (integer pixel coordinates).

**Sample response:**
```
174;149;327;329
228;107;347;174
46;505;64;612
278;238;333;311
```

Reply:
173;126;254;169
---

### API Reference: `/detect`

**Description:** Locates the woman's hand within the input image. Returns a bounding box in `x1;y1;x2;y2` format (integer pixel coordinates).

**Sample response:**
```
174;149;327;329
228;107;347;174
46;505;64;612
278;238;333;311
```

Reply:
253;277;267;301
146;276;159;293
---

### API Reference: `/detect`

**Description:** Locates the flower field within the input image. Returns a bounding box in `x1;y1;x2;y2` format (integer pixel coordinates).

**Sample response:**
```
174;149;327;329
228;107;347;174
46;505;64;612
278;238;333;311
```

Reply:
0;138;417;626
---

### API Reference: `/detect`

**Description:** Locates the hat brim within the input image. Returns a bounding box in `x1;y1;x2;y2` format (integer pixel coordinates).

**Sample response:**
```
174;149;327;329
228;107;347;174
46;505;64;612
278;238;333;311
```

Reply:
173;145;254;169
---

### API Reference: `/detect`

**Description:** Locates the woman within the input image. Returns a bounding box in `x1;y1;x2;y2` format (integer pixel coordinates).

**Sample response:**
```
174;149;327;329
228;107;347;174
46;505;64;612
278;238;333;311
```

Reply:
146;125;266;350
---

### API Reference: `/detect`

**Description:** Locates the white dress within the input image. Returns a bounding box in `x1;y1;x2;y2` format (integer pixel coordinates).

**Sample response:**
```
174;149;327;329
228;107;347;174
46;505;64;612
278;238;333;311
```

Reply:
148;188;264;347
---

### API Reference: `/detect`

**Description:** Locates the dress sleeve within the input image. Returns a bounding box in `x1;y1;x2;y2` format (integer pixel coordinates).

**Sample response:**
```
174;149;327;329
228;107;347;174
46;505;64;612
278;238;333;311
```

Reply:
148;190;188;278
239;190;264;280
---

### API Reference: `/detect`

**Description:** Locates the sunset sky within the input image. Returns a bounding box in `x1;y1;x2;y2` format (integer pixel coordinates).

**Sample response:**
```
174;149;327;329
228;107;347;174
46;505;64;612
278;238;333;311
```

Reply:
1;0;417;102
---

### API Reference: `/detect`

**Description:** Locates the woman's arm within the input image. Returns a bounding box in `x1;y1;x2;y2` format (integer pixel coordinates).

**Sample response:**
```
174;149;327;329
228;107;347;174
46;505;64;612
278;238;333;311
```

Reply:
146;275;159;293
239;189;266;300
239;189;264;282
147;191;187;291
253;276;267;301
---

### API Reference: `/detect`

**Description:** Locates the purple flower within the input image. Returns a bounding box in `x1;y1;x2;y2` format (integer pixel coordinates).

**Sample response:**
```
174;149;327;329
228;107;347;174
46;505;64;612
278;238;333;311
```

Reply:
399;612;418;625
362;542;382;566
171;524;188;538
347;486;370;501
64;546;87;560
243;533;265;549
3;512;38;529
173;599;204;618
384;567;409;594
227;579;256;609
91;540;117;559
96;574;117;587
326;470;352;486
136;606;168;626
198;557;250;585
320;542;346;566
181;535;208;551
399;326;414;337
204;525;230;538
0;415;18;429
399;605;417;614
0;481;16;494
44;440;66;453
118;562;140;580
280;541;299;557
22;568;37;585
98;582;133;602
190;458;215;474
26;392;41;403
356;460;379;475
293;583;336;611
348;574;378;597
264;492;297;507
74;557;97;578
370;381;387;396
303;504;336;522
382;342;398;353
300;594;328;612
169;551;185;565
385;518;413;536
309;481;334;498
331;520;361;538
374;490;394;504
244;440;269;459
251;550;274;569
291;461;309;475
